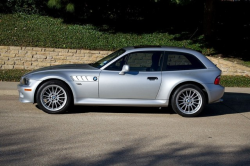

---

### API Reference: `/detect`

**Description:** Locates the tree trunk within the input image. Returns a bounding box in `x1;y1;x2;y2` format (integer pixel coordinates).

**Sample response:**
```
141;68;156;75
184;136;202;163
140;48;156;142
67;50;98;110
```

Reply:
203;0;216;39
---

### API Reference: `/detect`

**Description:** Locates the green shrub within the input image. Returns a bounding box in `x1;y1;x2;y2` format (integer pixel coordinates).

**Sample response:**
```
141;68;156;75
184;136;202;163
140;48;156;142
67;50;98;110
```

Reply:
220;75;250;87
0;13;212;54
0;70;31;82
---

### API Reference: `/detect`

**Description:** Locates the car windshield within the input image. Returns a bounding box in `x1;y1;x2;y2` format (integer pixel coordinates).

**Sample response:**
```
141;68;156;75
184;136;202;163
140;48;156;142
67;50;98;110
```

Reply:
90;49;126;69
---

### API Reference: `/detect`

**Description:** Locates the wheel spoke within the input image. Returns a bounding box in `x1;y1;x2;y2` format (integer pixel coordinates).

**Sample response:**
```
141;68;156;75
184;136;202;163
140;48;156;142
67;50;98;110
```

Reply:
48;101;52;107
56;89;62;94
56;101;61;107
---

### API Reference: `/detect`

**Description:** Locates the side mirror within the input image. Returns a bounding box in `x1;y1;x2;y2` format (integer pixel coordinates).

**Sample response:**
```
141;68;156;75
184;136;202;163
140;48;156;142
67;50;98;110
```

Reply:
119;65;129;75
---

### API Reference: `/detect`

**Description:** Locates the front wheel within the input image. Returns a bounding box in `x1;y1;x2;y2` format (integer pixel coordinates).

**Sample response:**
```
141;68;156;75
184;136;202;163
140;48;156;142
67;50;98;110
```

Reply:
36;80;72;114
171;84;206;117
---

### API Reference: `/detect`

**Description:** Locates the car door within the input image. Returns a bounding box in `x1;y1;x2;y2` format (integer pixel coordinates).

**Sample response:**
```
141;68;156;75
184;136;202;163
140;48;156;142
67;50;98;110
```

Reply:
99;51;164;99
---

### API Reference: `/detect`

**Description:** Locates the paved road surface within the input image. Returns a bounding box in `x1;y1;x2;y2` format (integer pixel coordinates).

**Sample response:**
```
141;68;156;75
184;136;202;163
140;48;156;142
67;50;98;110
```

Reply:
0;90;250;165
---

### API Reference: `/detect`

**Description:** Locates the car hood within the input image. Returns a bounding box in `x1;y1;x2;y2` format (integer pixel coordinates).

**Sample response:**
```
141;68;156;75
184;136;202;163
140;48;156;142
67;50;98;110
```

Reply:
25;64;98;76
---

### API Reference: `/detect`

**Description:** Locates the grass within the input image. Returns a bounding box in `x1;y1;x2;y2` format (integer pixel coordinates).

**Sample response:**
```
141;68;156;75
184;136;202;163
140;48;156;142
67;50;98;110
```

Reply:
220;75;250;87
0;13;212;53
1;69;250;87
0;69;31;82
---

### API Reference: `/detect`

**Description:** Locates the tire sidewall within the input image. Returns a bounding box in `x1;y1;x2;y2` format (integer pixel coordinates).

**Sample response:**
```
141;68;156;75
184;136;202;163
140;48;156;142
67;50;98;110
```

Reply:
36;80;72;114
171;84;206;117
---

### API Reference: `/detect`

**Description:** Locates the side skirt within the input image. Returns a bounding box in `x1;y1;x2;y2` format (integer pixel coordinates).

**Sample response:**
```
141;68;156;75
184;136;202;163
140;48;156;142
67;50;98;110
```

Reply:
74;98;169;107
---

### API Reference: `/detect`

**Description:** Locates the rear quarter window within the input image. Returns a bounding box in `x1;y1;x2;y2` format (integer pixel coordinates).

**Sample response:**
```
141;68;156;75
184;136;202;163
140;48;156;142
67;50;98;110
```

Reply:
162;52;206;71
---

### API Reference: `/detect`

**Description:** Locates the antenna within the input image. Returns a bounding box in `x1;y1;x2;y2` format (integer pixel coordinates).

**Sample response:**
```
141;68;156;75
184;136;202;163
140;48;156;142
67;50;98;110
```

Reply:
183;28;199;48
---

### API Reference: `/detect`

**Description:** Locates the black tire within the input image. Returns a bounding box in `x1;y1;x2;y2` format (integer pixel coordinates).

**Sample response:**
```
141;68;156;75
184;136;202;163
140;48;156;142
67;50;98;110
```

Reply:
36;80;72;114
171;84;206;117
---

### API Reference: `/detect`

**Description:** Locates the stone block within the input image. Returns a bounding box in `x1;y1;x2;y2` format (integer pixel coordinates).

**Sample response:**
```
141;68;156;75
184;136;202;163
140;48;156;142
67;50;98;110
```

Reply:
23;47;34;51
55;60;68;64
49;52;58;56
18;50;27;55
15;61;24;65
16;54;26;57
8;50;19;54
74;54;84;57
1;57;9;61
53;56;66;60
34;55;47;59
80;50;91;54
32;47;43;51
38;62;50;67
68;49;77;53
54;48;68;53
9;46;21;50
36;52;49;56
2;65;14;69
84;53;92;57
59;53;73;56
69;60;81;64
1;53;16;58
45;48;55;52
25;66;34;70
0;60;4;65
0;46;9;49
24;62;32;66
91;51;100;54
26;54;33;58
5;61;14;65
27;51;37;55
14;65;25;69
66;56;79;60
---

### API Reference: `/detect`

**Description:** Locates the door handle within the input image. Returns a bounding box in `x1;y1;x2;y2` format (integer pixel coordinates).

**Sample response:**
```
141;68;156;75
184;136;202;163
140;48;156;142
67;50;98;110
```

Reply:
147;77;158;81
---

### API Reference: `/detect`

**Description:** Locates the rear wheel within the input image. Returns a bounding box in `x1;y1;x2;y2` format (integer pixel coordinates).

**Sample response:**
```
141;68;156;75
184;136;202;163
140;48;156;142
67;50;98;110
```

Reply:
171;84;206;117
36;80;72;114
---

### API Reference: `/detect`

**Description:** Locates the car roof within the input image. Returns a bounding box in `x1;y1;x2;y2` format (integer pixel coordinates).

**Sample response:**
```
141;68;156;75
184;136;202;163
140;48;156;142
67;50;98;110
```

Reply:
123;46;197;53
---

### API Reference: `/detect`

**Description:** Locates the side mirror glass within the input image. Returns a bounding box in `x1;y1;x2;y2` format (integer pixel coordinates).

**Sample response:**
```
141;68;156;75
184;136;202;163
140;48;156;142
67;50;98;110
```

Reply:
119;65;129;75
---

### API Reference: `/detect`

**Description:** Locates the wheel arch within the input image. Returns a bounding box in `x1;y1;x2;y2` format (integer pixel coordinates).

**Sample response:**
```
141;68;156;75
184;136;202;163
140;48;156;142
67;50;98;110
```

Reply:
34;78;74;104
168;81;209;105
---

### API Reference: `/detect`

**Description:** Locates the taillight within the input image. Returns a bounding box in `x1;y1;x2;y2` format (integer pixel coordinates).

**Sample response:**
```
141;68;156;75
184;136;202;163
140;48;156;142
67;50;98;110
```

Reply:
214;75;221;85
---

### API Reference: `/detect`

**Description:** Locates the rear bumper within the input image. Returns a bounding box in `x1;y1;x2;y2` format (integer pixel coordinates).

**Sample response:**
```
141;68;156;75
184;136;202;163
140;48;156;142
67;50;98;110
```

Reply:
203;84;225;104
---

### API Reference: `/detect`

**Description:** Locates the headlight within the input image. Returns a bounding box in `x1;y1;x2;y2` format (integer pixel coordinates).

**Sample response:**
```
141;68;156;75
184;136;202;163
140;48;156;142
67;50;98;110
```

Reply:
20;77;30;85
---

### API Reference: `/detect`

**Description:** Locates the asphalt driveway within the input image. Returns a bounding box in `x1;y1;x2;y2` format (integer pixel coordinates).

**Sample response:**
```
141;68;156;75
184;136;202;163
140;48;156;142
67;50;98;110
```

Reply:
0;84;250;166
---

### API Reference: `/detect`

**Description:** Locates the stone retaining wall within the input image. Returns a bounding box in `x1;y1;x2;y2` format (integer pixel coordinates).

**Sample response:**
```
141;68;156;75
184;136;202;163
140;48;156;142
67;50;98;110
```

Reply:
0;46;112;70
0;46;249;76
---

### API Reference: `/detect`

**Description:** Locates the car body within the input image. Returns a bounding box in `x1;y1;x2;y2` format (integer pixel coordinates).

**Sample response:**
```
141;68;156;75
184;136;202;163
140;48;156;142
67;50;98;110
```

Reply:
18;46;224;117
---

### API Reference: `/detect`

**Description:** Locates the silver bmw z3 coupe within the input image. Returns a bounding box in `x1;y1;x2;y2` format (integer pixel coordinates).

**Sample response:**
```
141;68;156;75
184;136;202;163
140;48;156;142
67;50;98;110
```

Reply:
18;46;224;117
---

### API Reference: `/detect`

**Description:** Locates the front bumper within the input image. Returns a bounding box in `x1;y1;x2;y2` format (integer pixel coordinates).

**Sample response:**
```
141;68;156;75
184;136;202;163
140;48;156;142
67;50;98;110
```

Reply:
17;80;41;103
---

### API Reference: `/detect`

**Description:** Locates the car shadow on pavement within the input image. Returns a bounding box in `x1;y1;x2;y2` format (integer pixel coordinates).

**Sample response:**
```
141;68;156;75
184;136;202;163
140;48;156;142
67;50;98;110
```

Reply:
65;92;250;117
201;92;250;117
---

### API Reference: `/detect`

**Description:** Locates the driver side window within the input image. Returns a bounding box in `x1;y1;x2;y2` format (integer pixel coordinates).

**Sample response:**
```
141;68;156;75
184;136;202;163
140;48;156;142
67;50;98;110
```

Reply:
105;51;164;72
